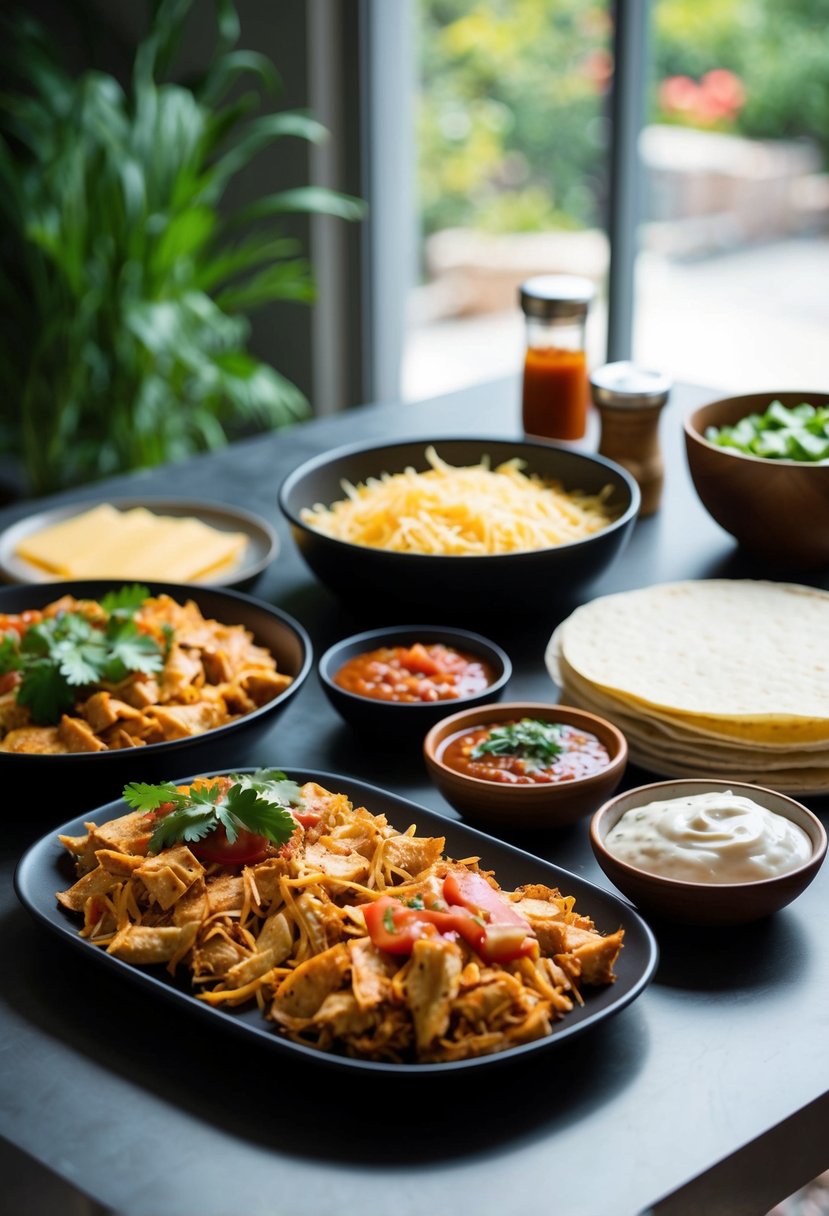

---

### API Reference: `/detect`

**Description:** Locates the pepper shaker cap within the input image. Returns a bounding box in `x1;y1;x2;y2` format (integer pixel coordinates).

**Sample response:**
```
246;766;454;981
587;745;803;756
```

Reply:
590;361;672;410
519;274;595;320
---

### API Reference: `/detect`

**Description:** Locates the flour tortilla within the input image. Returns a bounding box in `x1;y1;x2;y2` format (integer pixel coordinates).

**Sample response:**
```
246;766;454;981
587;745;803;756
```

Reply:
555;676;829;768
549;580;829;746
620;742;829;796
549;647;829;753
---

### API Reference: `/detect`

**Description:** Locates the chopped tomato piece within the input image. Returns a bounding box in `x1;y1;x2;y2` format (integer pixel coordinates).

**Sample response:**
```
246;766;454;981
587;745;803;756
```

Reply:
443;870;526;927
401;643;443;676
443;870;537;962
0;610;42;638
191;826;270;866
361;884;537;964
361;895;476;954
292;808;322;829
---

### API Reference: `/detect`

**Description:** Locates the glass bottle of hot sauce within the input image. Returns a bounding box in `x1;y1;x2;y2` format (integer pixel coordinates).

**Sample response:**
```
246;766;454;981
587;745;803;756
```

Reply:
519;274;594;441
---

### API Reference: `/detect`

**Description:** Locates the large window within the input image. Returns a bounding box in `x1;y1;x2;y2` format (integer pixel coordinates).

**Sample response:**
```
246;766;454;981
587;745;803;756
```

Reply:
399;0;829;402
403;0;612;400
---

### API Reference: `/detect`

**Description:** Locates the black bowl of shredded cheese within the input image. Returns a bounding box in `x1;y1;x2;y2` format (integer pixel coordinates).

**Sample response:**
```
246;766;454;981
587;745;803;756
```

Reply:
278;436;640;622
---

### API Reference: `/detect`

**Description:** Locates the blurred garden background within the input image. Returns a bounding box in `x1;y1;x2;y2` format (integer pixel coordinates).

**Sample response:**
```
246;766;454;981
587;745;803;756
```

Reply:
404;0;829;399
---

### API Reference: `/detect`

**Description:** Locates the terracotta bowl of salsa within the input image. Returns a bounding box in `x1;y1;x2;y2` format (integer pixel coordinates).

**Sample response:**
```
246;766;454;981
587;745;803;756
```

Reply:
318;625;512;737
423;702;627;829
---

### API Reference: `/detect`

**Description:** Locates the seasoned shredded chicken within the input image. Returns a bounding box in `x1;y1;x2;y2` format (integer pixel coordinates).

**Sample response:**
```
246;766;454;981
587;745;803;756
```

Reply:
57;779;624;1063
0;592;291;754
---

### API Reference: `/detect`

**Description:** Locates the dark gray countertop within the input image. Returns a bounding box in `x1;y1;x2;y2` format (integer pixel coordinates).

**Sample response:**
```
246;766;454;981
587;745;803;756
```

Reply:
2;376;828;1216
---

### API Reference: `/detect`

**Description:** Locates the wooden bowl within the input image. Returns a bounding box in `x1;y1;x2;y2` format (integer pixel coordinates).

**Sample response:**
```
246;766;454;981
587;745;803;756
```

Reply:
423;702;627;830
590;779;827;926
684;391;829;568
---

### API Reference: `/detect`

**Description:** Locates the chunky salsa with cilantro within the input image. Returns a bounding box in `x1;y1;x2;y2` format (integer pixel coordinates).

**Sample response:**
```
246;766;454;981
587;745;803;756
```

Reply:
440;717;611;785
334;641;495;704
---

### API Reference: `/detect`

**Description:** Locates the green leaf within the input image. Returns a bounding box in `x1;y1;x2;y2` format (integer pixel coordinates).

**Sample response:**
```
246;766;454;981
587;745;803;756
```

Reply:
232;768;302;807
101;585;152;616
0;634;20;675
16;660;74;723
53;635;107;686
214;259;316;312
195;50;280;109
471;719;564;770
0;5;363;495
123;780;185;812
193;235;301;294
207;111;331;194
104;619;166;678
2;590;164;722
223;784;298;846
20;621;56;659
237;186;368;226
149;802;220;853
141;771;299;854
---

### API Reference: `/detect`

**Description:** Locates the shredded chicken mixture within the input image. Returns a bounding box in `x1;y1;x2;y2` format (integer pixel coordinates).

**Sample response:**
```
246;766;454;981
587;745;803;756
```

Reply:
57;780;624;1063
0;593;290;754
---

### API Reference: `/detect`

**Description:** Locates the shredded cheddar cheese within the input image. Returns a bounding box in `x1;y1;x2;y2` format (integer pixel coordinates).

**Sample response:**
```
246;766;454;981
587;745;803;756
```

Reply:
300;446;616;555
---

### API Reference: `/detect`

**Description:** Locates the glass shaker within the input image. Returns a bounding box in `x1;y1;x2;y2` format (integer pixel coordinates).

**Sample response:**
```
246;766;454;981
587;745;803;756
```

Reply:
590;361;673;516
519;274;594;442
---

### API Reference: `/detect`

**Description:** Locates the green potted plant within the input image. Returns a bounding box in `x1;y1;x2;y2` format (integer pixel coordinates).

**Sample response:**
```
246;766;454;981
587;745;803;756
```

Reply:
0;0;365;497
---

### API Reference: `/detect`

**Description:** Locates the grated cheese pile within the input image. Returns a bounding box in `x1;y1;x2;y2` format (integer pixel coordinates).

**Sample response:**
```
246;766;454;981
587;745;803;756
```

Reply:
300;446;617;555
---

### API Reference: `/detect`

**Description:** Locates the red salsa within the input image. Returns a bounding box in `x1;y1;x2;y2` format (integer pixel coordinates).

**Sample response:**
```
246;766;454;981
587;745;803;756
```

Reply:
334;642;495;704
440;717;610;785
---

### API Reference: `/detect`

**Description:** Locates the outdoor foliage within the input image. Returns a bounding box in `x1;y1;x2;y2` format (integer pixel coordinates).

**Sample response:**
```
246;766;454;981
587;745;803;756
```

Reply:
417;0;611;239
418;0;829;240
0;0;364;496
652;0;829;153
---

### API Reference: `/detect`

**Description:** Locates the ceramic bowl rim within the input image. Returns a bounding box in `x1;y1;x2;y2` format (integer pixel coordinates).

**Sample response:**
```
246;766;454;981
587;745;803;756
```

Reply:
278;433;642;559
318;625;512;711
423;700;629;797
590;777;828;892
684;391;829;471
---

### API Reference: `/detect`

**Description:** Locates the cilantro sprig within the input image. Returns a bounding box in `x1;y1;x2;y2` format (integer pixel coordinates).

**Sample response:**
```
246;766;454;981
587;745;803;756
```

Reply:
471;718;564;771
0;584;164;724
123;768;302;855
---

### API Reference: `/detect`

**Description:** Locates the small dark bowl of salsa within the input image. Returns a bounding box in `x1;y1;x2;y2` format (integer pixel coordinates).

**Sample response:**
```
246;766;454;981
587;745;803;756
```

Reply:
424;702;627;829
318;625;512;737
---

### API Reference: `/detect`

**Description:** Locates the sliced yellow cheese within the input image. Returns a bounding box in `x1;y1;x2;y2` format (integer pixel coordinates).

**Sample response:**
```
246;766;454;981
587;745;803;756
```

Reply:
15;504;248;583
15;504;124;575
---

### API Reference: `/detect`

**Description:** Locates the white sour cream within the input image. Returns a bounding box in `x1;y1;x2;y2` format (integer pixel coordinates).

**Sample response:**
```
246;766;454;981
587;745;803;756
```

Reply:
604;790;812;883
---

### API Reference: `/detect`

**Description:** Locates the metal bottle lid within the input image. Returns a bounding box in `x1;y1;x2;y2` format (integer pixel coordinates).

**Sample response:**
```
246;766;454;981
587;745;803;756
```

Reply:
590;361;672;410
519;274;595;320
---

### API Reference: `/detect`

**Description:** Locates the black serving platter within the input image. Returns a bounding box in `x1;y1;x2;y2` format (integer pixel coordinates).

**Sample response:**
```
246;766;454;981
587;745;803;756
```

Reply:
15;767;659;1076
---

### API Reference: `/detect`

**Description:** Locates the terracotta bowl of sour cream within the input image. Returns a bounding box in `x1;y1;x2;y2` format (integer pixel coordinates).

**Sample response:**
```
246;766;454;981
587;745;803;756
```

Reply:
423;702;628;830
590;779;828;926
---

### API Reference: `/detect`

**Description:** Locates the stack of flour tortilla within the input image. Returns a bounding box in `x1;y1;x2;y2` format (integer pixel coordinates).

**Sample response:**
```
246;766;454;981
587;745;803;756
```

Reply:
545;579;829;794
